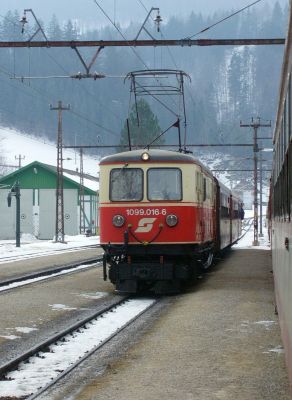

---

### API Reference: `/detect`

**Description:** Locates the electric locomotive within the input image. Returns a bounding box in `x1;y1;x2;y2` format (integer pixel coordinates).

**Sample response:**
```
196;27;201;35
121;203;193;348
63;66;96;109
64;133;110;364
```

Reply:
99;148;242;294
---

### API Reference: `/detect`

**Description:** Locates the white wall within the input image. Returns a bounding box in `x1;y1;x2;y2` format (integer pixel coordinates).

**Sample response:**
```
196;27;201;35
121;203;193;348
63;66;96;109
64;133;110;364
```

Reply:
38;189;78;239
0;188;79;240
0;189;33;239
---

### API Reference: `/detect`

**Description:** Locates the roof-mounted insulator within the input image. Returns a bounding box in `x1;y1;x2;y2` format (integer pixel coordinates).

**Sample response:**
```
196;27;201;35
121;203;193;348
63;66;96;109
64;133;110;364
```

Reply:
20;13;28;34
154;12;162;32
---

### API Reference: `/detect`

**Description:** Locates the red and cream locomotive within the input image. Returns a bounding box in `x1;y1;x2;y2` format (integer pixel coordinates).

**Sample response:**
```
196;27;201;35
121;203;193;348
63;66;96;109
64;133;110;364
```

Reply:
99;148;242;293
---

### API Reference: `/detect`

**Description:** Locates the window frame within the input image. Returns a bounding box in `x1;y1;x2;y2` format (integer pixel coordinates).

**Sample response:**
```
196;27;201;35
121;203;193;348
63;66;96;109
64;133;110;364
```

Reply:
109;167;144;202
147;167;183;202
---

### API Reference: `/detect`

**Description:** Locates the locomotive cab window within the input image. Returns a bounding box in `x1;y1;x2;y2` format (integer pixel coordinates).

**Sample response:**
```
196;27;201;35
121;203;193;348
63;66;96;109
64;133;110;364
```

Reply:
147;168;182;201
110;168;143;201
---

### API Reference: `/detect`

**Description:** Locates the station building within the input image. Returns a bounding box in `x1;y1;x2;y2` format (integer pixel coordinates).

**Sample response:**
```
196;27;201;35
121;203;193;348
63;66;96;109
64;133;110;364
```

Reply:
0;161;99;240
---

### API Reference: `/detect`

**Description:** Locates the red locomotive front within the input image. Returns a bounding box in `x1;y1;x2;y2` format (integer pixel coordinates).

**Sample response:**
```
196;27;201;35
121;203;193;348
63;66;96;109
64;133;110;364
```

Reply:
99;149;216;294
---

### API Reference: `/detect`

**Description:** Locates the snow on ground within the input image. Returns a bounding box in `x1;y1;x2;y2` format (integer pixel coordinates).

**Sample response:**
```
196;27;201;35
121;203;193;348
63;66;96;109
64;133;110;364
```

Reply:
233;208;270;250
0;234;100;263
0;212;269;264
0;126;100;177
0;298;156;398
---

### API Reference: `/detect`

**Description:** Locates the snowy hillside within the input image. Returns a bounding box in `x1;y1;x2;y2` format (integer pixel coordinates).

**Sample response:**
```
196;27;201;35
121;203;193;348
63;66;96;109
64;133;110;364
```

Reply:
0;126;258;206
0;127;100;178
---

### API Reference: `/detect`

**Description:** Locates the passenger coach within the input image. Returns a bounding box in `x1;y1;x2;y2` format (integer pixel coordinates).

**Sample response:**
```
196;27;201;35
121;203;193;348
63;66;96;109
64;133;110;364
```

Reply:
270;1;292;385
99;149;242;293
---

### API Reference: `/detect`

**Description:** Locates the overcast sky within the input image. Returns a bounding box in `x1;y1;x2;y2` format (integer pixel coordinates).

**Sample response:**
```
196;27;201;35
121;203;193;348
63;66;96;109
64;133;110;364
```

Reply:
0;0;287;29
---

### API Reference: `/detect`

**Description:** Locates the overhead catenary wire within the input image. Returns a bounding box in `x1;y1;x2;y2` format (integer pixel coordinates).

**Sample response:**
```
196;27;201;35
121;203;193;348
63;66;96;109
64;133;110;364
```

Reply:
1;6;180;142
93;0;179;117
40;48;124;125
136;0;183;105
136;0;196;147
134;80;179;118
0;12;124;137
0;62;120;140
183;0;263;40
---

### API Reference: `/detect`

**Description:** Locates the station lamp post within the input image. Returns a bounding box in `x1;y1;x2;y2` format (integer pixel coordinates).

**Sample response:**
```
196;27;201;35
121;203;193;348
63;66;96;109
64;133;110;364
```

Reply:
258;147;273;237
7;181;21;247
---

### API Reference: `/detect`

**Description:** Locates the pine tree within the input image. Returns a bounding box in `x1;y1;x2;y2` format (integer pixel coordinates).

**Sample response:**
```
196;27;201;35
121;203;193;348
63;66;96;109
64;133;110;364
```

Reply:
118;99;163;150
63;20;79;40
47;14;63;40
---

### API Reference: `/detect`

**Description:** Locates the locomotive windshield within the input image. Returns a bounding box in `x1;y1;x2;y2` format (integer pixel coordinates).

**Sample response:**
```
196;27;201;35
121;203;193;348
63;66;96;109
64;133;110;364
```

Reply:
110;168;143;201
147;168;182;201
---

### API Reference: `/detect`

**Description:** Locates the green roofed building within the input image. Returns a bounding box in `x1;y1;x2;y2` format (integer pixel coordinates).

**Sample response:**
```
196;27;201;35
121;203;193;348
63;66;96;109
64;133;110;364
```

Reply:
0;161;99;240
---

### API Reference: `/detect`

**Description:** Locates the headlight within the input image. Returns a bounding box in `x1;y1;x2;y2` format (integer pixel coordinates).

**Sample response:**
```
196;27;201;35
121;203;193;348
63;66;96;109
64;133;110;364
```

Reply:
166;214;178;227
112;214;125;227
141;151;150;161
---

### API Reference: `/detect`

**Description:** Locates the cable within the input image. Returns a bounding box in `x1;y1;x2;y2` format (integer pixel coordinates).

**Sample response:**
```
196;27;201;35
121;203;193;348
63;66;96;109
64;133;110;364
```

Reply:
0;12;124;133
69;109;120;138
40;48;124;124
136;0;197;145
0;62;120;140
93;0;179;116
2;5;179;135
183;0;263;40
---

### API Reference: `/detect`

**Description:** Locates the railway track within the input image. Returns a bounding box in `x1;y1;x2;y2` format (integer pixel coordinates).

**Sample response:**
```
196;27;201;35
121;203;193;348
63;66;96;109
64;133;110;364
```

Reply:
0;296;159;399
238;217;254;240
0;257;103;293
0;244;101;264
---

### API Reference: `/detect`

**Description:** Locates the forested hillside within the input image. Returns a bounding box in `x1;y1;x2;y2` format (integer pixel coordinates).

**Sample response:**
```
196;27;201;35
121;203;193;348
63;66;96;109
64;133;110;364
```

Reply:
0;2;288;156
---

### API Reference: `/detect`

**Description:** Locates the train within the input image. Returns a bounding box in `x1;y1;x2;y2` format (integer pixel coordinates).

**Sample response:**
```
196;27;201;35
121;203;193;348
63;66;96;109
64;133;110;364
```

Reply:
270;1;292;387
99;148;243;294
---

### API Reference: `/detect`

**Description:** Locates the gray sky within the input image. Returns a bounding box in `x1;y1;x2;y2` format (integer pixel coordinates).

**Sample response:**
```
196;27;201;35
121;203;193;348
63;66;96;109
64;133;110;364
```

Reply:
0;0;286;29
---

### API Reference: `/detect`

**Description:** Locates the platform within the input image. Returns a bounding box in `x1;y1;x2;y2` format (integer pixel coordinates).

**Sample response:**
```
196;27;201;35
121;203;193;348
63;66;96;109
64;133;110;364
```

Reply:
76;248;291;400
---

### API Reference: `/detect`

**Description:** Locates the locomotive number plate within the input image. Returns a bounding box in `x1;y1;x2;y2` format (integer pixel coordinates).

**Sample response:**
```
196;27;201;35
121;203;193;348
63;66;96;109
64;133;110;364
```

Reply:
126;208;167;216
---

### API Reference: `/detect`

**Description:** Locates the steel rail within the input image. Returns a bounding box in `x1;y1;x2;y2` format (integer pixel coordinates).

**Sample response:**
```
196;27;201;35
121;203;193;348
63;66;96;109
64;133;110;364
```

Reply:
0;257;103;293
0;296;128;378
0;296;159;399
0;243;101;263
27;297;159;400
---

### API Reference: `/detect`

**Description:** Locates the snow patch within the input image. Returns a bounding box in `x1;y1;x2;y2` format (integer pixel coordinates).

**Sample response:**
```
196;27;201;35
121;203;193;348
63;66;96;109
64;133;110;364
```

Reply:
79;292;108;300
49;304;78;311
254;320;276;329
0;335;21;340
0;127;99;178
0;234;100;264
0;298;155;397
15;327;38;334
263;345;285;354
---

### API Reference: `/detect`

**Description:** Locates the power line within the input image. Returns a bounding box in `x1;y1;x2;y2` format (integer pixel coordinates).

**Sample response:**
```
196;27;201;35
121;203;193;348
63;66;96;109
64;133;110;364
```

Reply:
93;0;180;116
183;0;263;40
69;109;120;138
40;48;124;125
0;60;120;140
0;11;125;126
0;11;124;135
137;0;197;140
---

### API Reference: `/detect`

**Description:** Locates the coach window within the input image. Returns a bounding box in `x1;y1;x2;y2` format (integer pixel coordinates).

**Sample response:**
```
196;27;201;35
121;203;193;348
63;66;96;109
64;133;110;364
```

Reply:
285;94;290;149
110;168;143;201
147;168;182;201
283;107;288;156
221;193;229;218
203;178;207;201
289;75;292;139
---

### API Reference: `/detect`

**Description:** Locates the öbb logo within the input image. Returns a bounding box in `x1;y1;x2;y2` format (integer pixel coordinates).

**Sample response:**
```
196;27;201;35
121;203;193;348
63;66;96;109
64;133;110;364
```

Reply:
135;218;157;233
